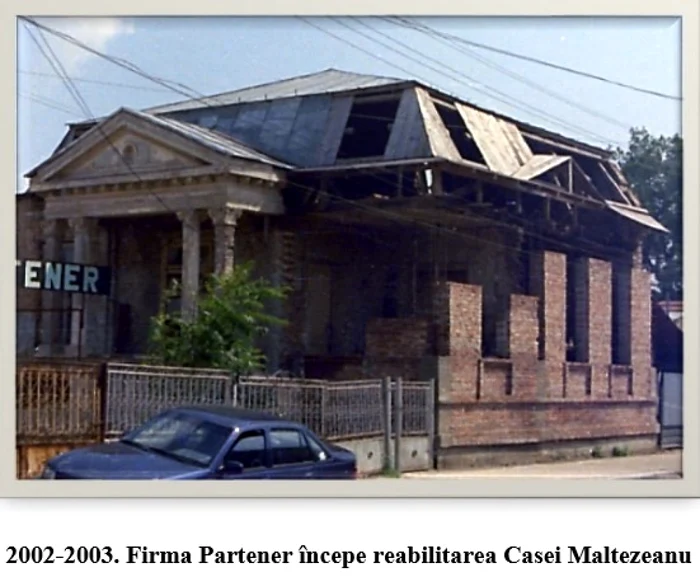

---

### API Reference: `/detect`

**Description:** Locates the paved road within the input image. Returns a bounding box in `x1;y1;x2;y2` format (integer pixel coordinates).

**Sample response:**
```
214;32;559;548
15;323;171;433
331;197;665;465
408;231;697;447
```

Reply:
402;450;682;480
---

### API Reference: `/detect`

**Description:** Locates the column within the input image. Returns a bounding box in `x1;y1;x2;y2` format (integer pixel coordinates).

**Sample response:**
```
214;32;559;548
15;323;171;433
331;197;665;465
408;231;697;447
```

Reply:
177;210;202;321
67;217;97;356
37;219;64;356
208;206;241;276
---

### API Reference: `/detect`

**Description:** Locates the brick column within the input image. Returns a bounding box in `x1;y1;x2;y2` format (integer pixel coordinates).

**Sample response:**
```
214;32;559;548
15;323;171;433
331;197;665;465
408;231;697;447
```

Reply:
630;266;653;398
434;282;482;402
509;294;540;399
177;210;202;321
208;206;241;276
572;257;612;397
529;251;566;397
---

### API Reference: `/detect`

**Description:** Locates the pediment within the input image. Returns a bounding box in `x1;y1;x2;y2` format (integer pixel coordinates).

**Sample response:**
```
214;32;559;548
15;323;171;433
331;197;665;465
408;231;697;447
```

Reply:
26;109;240;190
51;128;210;182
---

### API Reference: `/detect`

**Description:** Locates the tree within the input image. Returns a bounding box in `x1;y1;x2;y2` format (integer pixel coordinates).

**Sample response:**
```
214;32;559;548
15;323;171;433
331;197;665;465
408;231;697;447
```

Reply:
614;128;682;301
148;263;288;376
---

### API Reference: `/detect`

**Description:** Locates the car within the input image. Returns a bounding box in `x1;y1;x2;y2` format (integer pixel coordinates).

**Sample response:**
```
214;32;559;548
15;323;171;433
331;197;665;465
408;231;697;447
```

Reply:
38;406;358;480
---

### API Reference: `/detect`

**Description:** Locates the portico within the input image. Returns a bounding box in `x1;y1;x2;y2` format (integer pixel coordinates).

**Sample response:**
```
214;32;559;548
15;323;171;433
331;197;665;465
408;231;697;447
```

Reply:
23;108;287;357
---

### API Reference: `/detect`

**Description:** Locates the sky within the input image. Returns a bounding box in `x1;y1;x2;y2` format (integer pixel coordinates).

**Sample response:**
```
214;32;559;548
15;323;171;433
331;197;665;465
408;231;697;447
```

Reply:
16;16;681;192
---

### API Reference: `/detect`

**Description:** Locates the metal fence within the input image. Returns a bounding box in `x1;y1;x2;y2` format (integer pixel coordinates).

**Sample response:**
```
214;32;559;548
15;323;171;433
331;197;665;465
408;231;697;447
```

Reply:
16;361;102;445
104;364;433;442
16;360;435;476
105;363;232;438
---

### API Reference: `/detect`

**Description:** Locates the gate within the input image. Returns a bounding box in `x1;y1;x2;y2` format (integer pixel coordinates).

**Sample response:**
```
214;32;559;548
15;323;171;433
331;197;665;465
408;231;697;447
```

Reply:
16;360;103;478
658;372;683;449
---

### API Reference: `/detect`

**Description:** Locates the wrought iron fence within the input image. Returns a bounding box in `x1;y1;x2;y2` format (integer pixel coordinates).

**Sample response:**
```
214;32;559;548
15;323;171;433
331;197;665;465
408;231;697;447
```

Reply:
105;363;231;438
16;361;102;445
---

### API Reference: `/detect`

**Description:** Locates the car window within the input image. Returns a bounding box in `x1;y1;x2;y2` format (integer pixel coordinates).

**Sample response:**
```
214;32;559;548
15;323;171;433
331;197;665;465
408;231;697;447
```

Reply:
124;412;232;467
269;429;316;467
225;431;266;470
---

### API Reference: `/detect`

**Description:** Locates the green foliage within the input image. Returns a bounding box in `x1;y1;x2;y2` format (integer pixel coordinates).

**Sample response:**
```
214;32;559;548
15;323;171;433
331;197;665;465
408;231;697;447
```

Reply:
611;445;629;458
148;262;288;376
591;446;604;459
614;128;682;300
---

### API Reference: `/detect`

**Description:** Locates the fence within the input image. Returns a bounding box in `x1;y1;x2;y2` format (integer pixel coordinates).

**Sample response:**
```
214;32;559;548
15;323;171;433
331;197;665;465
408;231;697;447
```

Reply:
16;360;103;479
17;360;435;477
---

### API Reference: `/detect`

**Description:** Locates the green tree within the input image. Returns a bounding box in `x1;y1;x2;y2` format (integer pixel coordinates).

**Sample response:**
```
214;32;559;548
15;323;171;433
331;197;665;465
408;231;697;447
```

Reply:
148;262;288;376
615;128;682;301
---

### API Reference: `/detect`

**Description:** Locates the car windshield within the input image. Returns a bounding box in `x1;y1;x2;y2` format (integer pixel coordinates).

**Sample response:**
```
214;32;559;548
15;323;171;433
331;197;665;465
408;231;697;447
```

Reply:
121;412;232;468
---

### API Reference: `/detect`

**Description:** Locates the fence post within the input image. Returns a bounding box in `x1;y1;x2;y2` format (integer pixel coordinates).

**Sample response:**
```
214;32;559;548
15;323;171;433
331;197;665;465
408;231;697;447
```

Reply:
394;377;403;475
381;376;392;472
224;373;233;406
427;378;436;470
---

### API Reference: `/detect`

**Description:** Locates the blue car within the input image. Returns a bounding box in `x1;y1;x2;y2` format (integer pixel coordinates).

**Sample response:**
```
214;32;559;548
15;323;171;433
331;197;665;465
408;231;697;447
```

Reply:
39;406;358;480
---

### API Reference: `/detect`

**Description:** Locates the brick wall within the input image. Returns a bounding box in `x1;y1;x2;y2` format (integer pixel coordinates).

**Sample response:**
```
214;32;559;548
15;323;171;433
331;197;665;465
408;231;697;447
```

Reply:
434;258;657;466
440;400;657;449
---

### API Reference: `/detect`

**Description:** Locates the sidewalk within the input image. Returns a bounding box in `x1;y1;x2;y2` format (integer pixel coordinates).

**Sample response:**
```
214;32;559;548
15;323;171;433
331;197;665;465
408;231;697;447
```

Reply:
402;450;682;480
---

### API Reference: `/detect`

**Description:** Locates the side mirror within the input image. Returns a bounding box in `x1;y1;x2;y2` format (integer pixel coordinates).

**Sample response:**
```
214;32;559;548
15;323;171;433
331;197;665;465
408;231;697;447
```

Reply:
221;460;244;475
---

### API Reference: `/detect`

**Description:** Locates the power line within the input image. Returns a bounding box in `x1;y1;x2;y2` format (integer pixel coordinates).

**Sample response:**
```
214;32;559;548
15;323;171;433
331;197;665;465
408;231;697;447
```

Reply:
374;17;631;131
316;17;625;147
387;17;681;101
19;91;80;115
19;69;173;92
23;22;201;235
20;17;650;263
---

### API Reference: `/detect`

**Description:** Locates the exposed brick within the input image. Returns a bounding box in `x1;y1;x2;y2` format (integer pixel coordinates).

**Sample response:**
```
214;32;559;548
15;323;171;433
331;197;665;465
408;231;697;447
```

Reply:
529;251;566;396
365;318;431;359
439;401;658;449
630;267;653;398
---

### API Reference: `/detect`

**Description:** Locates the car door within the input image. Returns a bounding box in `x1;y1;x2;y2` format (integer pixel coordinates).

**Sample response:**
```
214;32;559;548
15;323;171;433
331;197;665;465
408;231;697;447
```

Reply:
217;429;270;480
265;427;319;479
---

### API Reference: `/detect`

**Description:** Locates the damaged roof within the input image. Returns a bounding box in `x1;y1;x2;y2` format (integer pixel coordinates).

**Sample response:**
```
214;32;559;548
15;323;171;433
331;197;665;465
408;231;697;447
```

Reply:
45;68;666;233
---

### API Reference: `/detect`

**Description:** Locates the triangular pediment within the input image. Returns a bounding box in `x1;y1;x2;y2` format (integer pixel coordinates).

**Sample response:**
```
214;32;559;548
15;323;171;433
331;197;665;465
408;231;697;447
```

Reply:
26;108;288;192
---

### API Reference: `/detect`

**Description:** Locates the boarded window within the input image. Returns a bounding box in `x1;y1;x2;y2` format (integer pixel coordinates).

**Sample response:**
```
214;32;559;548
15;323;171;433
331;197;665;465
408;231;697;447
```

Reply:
336;97;400;159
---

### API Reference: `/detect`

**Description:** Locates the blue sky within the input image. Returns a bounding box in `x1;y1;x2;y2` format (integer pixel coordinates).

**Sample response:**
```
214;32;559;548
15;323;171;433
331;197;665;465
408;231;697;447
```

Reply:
17;16;681;191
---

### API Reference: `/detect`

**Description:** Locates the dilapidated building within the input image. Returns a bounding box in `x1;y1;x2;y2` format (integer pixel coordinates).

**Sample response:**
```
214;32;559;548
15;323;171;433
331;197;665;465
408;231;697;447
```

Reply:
17;69;669;465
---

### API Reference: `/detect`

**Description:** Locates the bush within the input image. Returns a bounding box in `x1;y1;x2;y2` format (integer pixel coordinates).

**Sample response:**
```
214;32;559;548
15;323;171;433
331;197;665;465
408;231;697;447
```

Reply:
611;446;629;458
149;263;287;377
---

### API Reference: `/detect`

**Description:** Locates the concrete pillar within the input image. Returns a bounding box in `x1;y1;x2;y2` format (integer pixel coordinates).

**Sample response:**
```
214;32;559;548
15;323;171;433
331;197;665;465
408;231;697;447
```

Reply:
208;206;241;276
67;217;105;356
37;218;65;356
177;210;202;321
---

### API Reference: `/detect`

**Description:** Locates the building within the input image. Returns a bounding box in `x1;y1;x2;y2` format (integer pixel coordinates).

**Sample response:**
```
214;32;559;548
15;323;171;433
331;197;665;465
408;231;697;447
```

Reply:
17;69;669;466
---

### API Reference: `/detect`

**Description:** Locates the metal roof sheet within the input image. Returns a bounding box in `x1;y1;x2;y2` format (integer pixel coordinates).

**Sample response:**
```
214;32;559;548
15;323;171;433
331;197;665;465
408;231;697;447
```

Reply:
131;109;293;168
605;200;669;233
145;68;406;114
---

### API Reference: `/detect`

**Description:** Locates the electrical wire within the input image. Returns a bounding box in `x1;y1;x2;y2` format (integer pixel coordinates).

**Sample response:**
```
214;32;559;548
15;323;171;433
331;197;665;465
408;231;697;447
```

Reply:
20;17;652;264
387;16;681;101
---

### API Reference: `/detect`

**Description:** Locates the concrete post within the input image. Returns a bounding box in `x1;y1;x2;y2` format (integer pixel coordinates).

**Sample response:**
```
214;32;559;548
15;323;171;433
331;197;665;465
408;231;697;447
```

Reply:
37;218;64;356
177;210;202;321
208;206;241;276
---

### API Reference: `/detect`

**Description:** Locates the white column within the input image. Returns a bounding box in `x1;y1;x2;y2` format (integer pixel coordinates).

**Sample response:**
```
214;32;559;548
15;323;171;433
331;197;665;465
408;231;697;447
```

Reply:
177;210;202;321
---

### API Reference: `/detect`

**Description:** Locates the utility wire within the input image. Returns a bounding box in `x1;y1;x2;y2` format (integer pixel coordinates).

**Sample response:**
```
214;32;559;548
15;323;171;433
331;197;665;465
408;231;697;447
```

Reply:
19;69;173;92
316;17;625;147
24;23;201;234
373;17;631;131
20;18;648;263
19;91;80;115
388;16;681;101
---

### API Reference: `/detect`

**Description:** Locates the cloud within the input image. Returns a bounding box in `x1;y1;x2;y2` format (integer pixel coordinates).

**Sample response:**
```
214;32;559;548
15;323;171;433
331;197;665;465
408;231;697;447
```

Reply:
33;17;136;74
